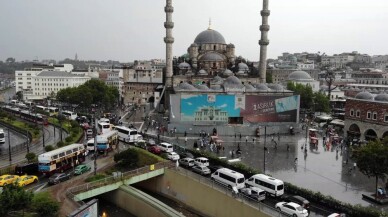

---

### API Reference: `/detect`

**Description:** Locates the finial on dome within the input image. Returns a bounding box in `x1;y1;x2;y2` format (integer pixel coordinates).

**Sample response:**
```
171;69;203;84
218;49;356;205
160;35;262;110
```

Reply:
208;18;212;30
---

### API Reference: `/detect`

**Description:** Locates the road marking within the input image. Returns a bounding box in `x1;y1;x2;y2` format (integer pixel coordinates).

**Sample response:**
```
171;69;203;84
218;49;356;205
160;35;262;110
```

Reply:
34;183;48;192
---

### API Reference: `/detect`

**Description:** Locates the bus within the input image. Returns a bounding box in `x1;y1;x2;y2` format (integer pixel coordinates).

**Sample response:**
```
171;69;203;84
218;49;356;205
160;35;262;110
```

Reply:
86;138;95;152
0;128;5;144
97;122;111;134
113;126;142;143
19;110;49;125
98;118;110;124
38;143;86;175
245;174;284;197
35;105;48;113
48;107;59;117
96;130;119;153
61;110;77;120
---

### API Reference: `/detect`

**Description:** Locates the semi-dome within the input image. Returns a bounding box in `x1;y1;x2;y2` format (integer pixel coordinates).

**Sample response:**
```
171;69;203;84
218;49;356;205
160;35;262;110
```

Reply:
199;52;224;61
194;29;226;45
224;75;242;86
178;62;191;69
374;94;388;102
223;69;233;76
288;70;312;81
178;82;197;91
198;69;208;75
355;91;374;100
255;83;269;91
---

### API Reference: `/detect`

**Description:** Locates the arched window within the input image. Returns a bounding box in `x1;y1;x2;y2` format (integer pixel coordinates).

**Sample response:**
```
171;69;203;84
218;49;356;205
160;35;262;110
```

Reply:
356;110;360;117
350;109;354;116
367;111;371;119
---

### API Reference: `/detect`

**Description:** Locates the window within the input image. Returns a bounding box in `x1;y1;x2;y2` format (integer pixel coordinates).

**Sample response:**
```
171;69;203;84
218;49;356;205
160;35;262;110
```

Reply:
367;111;371;119
384;114;388;122
350;109;354;116
373;112;377;120
356;110;360;117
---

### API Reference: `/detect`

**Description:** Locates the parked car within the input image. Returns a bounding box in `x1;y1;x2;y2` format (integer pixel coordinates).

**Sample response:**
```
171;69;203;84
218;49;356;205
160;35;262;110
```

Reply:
284;195;310;211
74;164;91;175
275;202;309;217
194;157;209;167
178;158;195;167
14;162;39;175
327;214;346;217
240;187;266;202
191;165;211;176
135;140;147;149
0;175;19;186
14;175;38;187
147;144;161;155
208;165;224;173
167;152;180;161
179;152;194;159
48;173;71;185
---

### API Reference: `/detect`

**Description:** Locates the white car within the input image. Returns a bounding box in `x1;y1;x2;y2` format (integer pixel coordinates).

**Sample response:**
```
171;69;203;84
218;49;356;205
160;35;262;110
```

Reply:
167;152;180;161
191;165;211;176
178;158;195;167
275;202;309;217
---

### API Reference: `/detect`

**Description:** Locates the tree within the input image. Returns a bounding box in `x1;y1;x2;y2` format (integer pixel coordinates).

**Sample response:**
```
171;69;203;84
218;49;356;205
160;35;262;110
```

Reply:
0;184;33;215
266;71;273;83
114;148;139;169
31;192;60;217
354;140;388;199
25;152;36;163
44;145;55;152
6;57;15;63
313;92;330;113
16;91;23;101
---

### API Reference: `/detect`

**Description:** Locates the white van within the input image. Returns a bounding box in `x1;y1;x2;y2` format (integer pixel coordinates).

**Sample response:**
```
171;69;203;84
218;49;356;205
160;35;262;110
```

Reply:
211;168;245;190
245;174;284;197
158;142;173;153
194;157;209;167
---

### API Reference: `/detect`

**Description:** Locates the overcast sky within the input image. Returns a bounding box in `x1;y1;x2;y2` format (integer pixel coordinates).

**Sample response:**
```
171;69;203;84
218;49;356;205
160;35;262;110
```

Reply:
1;0;387;62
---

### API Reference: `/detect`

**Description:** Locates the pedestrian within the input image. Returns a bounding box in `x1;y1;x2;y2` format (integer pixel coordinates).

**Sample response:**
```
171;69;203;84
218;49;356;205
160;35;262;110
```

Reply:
294;158;298;164
234;133;236;139
185;136;188;145
245;135;248;145
184;131;187;137
239;133;242;140
287;144;290;151
176;159;179;168
231;150;235;158
277;133;280;141
237;143;240;150
252;137;255;145
353;162;357;169
271;134;274;141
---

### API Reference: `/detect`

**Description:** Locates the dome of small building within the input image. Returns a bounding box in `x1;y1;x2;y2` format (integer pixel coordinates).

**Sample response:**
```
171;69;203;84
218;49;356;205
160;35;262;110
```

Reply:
212;75;223;82
178;62;191;69
238;62;249;71
194;29;226;45
226;43;235;48
223;69;233;76
236;71;246;75
224;75;242;86
267;83;284;91
245;84;256;91
255;83;269;91
198;69;208;75
195;84;211;91
199;52;224;61
190;43;198;47
288;70;312;81
371;88;379;93
374;93;388;102
355;91;374;100
354;87;361;91
178;82;197;91
320;85;329;91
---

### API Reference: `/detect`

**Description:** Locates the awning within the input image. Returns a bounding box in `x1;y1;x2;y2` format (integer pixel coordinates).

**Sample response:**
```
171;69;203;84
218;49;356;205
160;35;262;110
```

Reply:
330;119;344;126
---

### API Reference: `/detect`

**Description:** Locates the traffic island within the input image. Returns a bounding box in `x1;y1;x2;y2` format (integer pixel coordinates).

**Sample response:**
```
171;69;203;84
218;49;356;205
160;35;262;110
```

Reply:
362;194;388;205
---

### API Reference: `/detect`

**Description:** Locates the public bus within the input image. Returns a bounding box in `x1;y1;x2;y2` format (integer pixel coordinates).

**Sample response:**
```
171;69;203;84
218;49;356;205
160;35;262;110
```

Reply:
113;126;142;144
35;105;48;113
97;122;111;134
86;138;95;152
19;109;49;125
38;143;86;175
61;110;77;120
96;130;119;153
98;118;110;124
48;107;59;117
0;128;5;144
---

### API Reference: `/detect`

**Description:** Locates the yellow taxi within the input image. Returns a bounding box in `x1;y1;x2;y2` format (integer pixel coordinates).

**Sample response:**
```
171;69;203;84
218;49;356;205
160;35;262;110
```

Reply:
14;175;39;187
0;174;19;186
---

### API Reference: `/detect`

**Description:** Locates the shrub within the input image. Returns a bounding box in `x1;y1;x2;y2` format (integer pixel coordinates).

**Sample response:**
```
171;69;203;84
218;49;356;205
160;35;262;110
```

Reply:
65;136;73;143
44;145;55;152
85;174;106;182
30;192;59;217
114;149;139;169
57;141;65;148
25;152;37;163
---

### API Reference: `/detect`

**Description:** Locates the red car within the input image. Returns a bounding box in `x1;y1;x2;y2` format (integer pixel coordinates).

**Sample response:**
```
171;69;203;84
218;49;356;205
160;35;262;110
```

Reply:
147;144;161;155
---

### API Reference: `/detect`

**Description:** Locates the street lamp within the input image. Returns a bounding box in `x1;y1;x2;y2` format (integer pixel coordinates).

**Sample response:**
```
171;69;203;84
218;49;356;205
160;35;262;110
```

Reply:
8;128;12;164
263;126;267;174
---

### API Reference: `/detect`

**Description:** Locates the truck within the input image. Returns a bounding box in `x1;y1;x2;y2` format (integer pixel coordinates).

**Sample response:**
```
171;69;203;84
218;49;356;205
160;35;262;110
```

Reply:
240;187;266;202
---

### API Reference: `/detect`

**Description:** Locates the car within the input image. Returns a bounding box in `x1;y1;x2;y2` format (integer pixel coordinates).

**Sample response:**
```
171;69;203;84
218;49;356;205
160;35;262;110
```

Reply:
74;164;91;175
48;173;71;185
167;152;180;161
194;157;209;167
284;195;310;211
178;158;195;167
328;214;346;217
86;129;93;135
147;144;161;155
275;202;309;217
14;175;38;187
208;165;224;173
14;162;39;175
191;165;211;176
179;152;194;159
135;140;147;149
240;187;266;202
0;175;19;186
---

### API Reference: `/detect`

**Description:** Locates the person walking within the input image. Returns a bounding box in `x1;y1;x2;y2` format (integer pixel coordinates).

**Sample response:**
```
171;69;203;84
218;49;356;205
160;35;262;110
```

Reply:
239;133;242;140
185;136;188;146
184;131;187;137
245;136;248;145
252;137;255;145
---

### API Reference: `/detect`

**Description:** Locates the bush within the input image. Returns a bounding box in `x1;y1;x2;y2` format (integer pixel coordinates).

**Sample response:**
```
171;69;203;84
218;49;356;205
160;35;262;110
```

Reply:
57;141;65;148
70;120;79;128
65;136;73;143
30;192;59;217
44;145;55;152
71;127;79;134
85;174;106;182
25;152;37;163
114;149;139;169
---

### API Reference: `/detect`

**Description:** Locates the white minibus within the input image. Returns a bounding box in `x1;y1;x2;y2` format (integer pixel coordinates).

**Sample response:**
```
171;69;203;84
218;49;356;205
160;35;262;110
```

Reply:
113;126;142;143
158;142;173;153
86;138;95;152
211;168;245;190
194;157;209;167
98;122;111;134
245;174;284;197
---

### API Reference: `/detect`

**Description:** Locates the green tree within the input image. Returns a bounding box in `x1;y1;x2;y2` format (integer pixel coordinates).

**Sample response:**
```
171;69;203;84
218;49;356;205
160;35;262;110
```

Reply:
114;148;139;169
354;140;388;199
31;192;60;217
287;81;314;109
0;184;33;215
25;152;37;163
313;92;330;113
266;71;273;83
16;91;23;101
44;145;55;152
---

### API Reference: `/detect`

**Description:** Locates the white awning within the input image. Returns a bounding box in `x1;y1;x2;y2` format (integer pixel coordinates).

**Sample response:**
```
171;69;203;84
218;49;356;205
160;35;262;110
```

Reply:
330;119;344;126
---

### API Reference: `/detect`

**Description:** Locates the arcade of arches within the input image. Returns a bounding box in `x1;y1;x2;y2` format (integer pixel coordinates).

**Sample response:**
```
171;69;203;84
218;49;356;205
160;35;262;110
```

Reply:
346;122;388;141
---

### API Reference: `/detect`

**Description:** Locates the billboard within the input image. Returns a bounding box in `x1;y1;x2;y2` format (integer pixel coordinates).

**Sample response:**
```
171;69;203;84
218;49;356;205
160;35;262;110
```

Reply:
179;94;299;123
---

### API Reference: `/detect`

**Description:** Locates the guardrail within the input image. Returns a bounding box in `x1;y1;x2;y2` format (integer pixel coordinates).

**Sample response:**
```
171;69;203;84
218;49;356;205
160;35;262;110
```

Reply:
66;161;174;201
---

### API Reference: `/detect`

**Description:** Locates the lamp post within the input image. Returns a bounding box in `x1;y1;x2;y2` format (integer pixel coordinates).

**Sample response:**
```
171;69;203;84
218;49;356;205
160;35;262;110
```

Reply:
263;126;267;174
42;123;45;148
8;128;12;163
26;130;30;153
93;114;97;176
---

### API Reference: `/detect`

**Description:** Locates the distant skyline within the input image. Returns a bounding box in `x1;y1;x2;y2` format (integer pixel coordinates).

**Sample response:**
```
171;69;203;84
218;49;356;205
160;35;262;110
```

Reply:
1;0;388;62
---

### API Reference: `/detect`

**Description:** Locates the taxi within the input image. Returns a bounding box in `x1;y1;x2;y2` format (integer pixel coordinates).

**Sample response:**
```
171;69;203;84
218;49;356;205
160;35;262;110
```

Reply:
14;175;38;187
0;175;19;186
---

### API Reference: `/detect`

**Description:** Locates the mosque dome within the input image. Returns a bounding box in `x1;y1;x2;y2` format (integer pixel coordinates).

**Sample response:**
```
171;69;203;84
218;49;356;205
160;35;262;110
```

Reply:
198;69;208;75
355;91;374;100
194;29;226;45
199;52;224;61
288;71;312;81
223;69;234;76
224;75;242;86
195;84;211;91
238;62;249;71
245;84;256;91
178;62;191;69
320;85;329;91
374;94;388;102
255;83;269;91
212;75;224;84
178;82;197;91
267;84;284;91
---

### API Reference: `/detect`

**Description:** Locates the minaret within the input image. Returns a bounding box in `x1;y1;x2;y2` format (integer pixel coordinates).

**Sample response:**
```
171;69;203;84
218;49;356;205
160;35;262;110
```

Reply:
164;0;174;87
259;0;270;83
